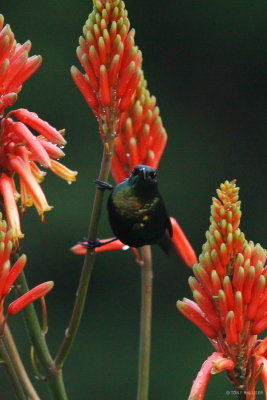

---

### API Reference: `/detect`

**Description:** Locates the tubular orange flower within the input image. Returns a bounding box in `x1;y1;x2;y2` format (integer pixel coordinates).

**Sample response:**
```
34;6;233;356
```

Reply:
8;281;54;315
0;213;53;324
177;180;267;398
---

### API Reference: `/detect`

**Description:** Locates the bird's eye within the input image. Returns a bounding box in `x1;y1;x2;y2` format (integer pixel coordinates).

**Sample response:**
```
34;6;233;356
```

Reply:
132;168;139;176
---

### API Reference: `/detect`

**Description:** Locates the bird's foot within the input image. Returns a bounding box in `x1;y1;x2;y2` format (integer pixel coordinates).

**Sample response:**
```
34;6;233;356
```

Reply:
80;237;117;249
94;179;113;191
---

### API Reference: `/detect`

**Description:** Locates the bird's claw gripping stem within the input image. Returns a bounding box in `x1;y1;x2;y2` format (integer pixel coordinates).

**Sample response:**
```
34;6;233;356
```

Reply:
80;238;118;250
94;179;113;191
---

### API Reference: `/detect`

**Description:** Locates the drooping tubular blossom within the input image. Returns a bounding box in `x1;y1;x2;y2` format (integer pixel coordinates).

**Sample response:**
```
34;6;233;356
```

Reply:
177;181;267;399
0;15;42;116
71;0;142;138
0;110;77;241
0;15;77;242
0;213;53;323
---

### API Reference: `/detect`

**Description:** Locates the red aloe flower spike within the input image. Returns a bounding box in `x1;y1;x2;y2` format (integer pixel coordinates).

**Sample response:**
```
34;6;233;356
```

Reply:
8;281;54;315
111;73;167;182
188;352;234;400
72;0;142;128
177;180;267;395
0;17;42;114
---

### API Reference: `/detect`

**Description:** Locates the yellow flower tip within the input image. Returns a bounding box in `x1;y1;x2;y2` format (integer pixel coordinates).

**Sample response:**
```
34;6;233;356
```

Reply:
59;129;66;138
50;160;78;183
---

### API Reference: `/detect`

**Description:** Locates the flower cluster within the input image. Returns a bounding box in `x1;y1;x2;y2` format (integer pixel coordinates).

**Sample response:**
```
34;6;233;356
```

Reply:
177;181;267;399
111;74;167;183
0;16;77;242
72;0;167;183
0;213;53;324
71;0;142;136
0;109;77;241
0;15;42;116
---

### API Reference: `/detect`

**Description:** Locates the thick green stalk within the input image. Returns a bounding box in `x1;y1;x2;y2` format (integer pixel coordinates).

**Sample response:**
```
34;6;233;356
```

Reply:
55;140;114;369
3;324;40;400
0;338;27;400
137;245;153;400
15;271;68;400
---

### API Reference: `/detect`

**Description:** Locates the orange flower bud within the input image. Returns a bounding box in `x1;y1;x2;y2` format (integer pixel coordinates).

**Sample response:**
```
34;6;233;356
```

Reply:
8;281;54;315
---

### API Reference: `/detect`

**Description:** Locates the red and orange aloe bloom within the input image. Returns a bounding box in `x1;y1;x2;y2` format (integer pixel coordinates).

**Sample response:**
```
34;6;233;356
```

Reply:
0;15;77;241
0;213;53;323
177;181;267;399
71;0;166;181
0;14;41;116
71;0;142;135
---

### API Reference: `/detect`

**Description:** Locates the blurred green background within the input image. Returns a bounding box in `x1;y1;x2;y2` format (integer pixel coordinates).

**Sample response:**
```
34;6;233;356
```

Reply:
1;0;267;398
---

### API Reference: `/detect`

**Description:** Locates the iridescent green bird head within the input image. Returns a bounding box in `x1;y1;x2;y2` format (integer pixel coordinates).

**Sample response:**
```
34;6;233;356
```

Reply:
127;165;158;194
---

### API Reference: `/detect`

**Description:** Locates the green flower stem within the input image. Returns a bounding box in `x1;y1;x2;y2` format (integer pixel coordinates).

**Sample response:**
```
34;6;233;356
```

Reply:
0;337;27;400
15;271;68;400
3;324;40;400
137;245;153;400
55;139;114;369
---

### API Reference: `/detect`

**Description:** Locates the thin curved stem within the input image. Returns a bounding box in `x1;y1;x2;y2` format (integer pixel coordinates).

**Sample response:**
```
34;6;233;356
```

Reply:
0;337;27;400
15;271;68;400
3;324;40;400
55;140;114;369
137;245;153;400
